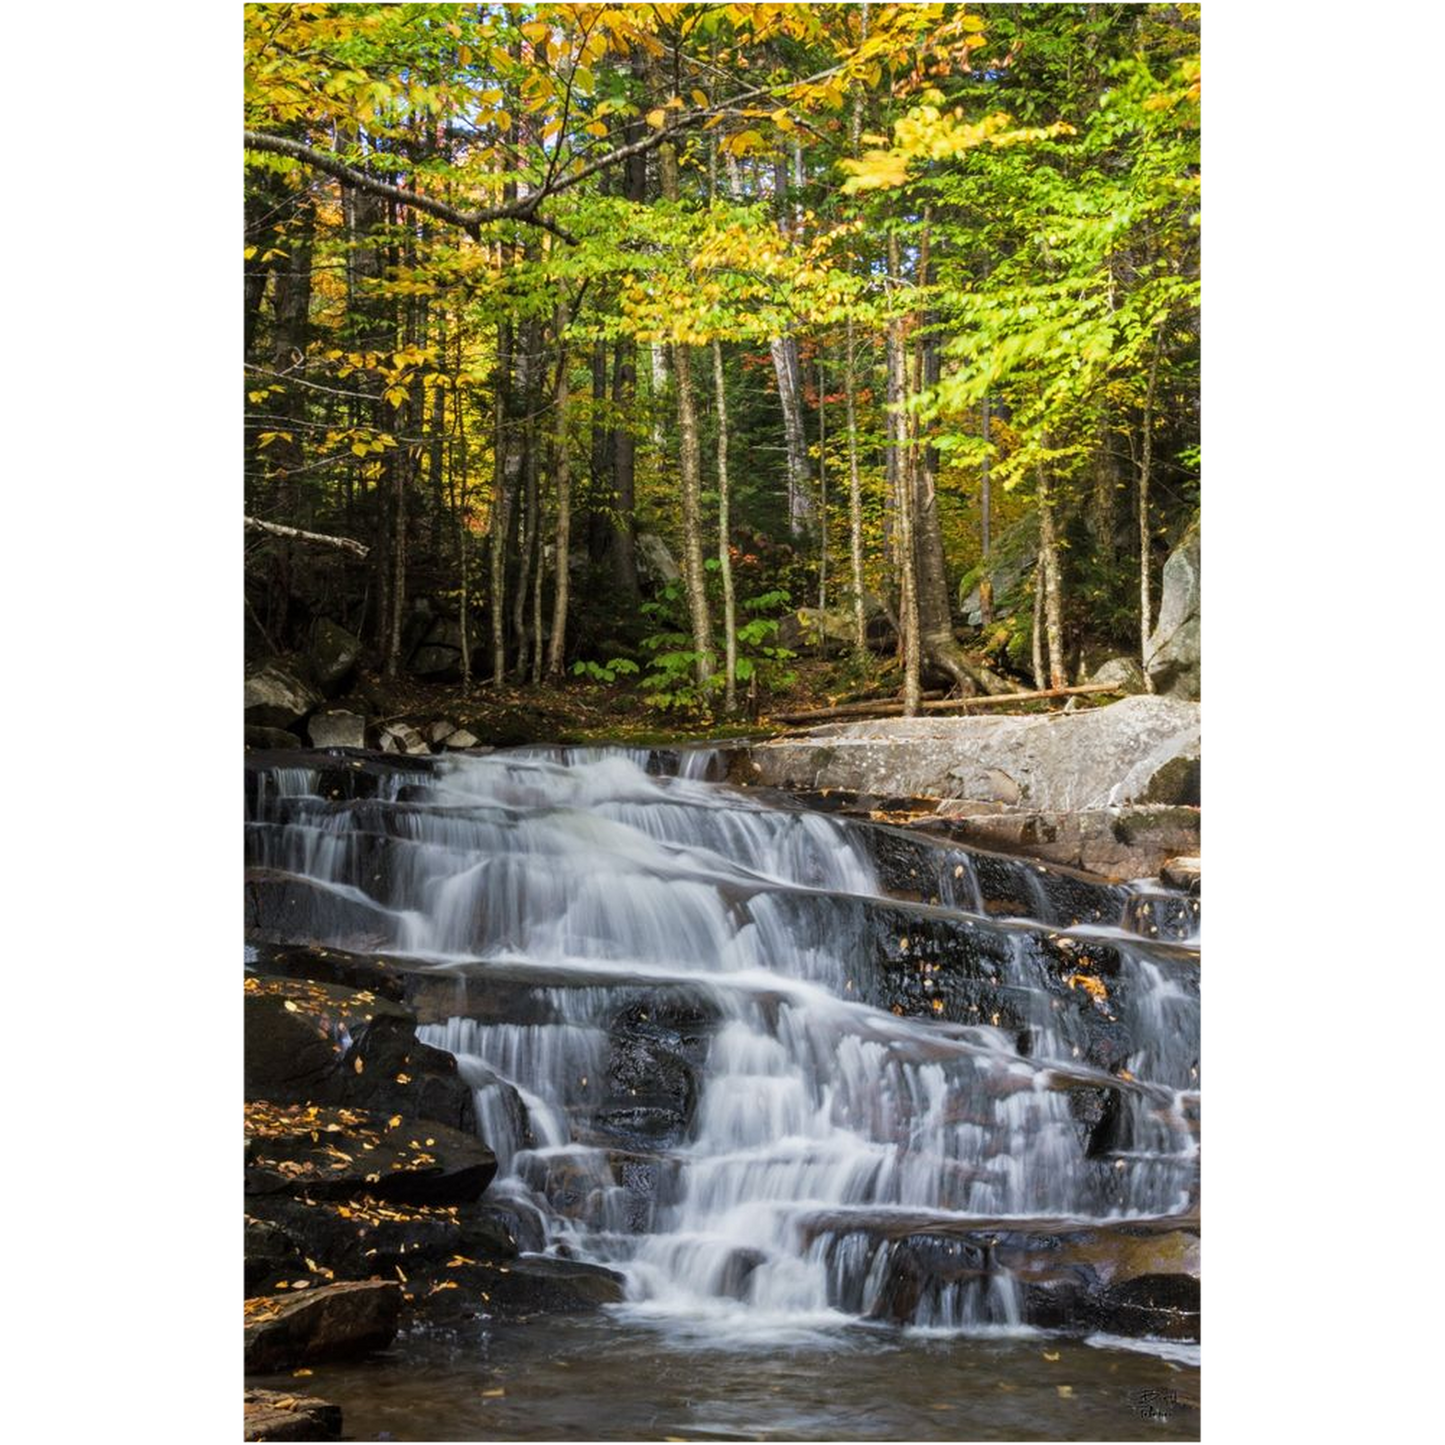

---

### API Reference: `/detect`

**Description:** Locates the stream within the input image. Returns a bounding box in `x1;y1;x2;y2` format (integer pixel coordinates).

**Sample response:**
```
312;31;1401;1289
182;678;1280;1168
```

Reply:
245;744;1200;1439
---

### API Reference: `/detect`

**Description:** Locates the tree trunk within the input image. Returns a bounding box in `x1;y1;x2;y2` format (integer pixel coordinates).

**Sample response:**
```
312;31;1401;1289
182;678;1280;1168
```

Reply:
713;340;738;713
608;340;641;599
661;131;714;689
546;297;574;679
979;394;994;627
817;356;828;612
1138;329;1163;690
1036;464;1067;690
887;234;921;718
771;335;813;539
490;318;515;685
845;317;867;658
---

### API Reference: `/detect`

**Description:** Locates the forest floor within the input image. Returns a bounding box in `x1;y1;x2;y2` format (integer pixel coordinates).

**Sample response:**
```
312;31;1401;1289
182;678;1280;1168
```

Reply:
349;654;935;746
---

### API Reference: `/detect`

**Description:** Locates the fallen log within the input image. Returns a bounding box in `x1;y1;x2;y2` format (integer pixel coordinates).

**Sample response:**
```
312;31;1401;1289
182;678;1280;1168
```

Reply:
770;682;1122;726
245;516;370;559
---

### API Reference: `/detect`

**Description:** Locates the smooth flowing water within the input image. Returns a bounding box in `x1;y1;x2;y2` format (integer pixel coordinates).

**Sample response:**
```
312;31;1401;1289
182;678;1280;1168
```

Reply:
246;745;1200;1438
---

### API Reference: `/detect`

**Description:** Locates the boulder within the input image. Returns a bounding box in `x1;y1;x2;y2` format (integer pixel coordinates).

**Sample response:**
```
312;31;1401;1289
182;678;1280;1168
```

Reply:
746;696;1200;813
307;711;366;750
1145;521;1200;700
636;532;681;586
245;663;322;730
247;726;303;751
444;728;481;750
427;719;456;745
306;620;362;692
243;1389;342;1442
1161;855;1202;893
243;1280;402;1373
379;722;430;756
1087;656;1148;695
777;601;896;656
408;620;472;681
958;520;1037;627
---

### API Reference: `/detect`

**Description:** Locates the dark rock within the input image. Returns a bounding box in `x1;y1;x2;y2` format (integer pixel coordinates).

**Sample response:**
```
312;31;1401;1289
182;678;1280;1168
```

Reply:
247;726;303;750
243;1389;343;1442
244;1280;402;1373
408;620;471;682
245;1216;306;1293
244;869;397;949
307;620;362;691
244;1101;496;1206
246;944;408;1003
379;722;430;756
246;663;322;730
244;974;476;1134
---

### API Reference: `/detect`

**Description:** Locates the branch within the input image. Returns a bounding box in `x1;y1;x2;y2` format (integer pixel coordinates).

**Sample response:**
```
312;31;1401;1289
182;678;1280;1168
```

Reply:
244;516;370;558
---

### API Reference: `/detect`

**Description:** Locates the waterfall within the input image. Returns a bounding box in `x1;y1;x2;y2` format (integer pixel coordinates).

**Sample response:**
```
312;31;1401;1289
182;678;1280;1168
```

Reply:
246;747;1199;1341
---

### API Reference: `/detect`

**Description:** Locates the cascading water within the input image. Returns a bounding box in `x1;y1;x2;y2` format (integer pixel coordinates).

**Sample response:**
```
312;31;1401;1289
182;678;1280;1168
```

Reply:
246;746;1199;1350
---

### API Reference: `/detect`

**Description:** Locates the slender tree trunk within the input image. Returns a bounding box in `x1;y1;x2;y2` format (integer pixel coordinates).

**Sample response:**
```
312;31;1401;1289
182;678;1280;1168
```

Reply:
1036;463;1067;689
845;318;867;657
713;340;738;713
490;318;514;685
979;394;994;627
887;234;921;717
452;325;472;688
546;297;574;679
772;336;813;539
512;315;543;680
609;340;641;599
661;131;714;689
1031;561;1045;690
817;356;828;613
1138;330;1163;689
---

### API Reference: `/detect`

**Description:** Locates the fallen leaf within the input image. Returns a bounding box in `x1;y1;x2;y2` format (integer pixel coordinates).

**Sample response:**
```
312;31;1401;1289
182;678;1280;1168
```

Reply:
482;1387;506;1398
1056;1384;1074;1399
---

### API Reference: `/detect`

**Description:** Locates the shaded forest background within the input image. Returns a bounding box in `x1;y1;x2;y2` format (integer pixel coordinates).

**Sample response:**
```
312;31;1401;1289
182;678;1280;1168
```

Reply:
243;1;1200;732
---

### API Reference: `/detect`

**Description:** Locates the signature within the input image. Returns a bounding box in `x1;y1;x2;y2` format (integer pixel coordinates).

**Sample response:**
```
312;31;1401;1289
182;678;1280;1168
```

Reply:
1129;1388;1181;1420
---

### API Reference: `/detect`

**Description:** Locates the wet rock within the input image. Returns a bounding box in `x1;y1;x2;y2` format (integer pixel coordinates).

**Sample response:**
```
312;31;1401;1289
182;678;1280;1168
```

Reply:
925;804;1199;881
1145;521;1200;700
243;1389;343;1442
1161;855;1202;893
246;663;322;730
1093;1271;1200;1341
244;974;476;1134
244;1101;496;1206
244;869;396;949
484;1256;626;1316
307;619;362;692
307;711;367;750
247;725;303;750
245;1216;306;1293
247;943;408;1003
244;1280;402;1373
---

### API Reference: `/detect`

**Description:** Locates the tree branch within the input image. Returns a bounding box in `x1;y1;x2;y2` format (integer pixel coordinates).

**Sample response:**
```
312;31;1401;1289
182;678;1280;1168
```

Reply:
244;516;370;558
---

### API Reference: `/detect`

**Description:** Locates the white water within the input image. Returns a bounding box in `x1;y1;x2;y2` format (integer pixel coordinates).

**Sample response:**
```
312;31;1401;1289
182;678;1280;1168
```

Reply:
247;747;1199;1342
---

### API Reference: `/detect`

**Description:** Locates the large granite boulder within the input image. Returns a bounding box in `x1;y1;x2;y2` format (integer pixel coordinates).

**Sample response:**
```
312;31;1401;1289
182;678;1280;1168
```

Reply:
306;619;362;691
244;1280;402;1373
1144;521;1200;700
745;696;1199;812
245;663;321;730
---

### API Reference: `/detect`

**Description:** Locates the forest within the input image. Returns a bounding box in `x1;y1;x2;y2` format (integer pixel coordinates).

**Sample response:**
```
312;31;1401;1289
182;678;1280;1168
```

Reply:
243;1;1200;736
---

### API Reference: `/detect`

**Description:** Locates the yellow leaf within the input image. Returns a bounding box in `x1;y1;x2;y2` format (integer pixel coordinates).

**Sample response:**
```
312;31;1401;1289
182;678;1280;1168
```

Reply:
1043;1350;1060;1362
1056;1385;1074;1399
646;108;667;129
585;120;607;138
353;1057;365;1073
690;89;708;107
482;1387;506;1398
292;1369;313;1377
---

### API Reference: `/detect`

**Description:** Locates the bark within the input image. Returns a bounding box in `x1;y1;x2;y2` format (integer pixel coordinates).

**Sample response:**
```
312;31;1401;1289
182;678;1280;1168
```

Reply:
546;297;574;680
887;233;921;717
979;394;994;627
1036;464;1067;690
490;318;515;685
1031;560;1046;690
713;340;738;713
771;335;813;539
817;357;828;612
608;340;641;599
661;133;714;689
244;518;369;557
1138;330;1164;690
845;318;867;657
